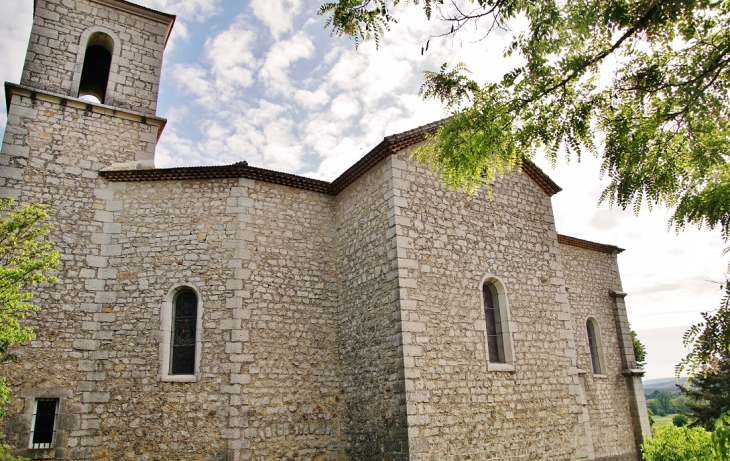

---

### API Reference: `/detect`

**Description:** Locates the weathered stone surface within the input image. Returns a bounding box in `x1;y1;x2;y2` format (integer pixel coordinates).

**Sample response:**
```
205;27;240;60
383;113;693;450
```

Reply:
0;1;648;460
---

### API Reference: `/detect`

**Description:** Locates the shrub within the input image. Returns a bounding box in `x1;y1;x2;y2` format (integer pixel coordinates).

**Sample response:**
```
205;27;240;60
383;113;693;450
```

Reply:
674;414;689;427
0;444;27;461
642;424;713;461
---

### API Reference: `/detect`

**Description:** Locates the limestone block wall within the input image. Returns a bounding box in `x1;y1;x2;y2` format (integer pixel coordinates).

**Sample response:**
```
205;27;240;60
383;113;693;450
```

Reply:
21;0;172;115
391;150;591;460
229;180;343;460
0;93;345;460
560;244;641;460
334;156;409;460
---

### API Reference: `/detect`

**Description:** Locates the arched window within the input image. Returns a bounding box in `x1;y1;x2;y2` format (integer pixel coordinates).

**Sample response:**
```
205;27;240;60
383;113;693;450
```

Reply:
171;289;198;375
586;318;605;375
483;282;505;363
78;32;114;103
159;285;203;382
480;277;515;370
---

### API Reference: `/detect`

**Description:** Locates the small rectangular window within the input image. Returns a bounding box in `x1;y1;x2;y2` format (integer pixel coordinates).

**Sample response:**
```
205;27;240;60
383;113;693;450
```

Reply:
29;398;58;449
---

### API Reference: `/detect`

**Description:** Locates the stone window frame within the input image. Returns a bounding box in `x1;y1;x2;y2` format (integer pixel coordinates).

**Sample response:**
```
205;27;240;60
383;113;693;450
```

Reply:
585;316;607;377
28;398;58;449
158;284;204;383
14;387;73;460
479;275;517;372
70;26;122;106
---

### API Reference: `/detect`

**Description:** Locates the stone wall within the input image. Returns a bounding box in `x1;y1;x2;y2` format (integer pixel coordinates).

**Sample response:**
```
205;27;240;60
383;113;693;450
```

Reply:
0;92;346;460
391;149;595;460
334;156;409;460
560;243;641;460
1;0;654;458
21;0;171;115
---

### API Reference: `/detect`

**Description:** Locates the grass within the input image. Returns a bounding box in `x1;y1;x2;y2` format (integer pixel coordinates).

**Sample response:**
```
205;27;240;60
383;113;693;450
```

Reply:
653;414;678;428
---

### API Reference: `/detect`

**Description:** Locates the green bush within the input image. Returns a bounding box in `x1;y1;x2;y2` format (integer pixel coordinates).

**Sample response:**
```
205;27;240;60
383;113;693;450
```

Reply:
0;444;27;461
642;425;713;461
674;414;689;427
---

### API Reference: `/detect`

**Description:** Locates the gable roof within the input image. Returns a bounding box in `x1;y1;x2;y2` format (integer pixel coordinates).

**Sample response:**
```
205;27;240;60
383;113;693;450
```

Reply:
100;119;562;197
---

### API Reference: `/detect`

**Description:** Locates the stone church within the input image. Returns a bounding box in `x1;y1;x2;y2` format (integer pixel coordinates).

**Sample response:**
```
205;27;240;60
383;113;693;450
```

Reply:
0;0;651;459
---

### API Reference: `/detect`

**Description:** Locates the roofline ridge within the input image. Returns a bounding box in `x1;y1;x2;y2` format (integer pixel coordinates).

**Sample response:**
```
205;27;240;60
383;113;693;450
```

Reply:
557;234;625;254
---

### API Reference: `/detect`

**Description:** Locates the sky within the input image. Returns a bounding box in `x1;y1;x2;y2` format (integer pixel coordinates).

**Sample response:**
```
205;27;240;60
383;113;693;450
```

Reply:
1;0;728;381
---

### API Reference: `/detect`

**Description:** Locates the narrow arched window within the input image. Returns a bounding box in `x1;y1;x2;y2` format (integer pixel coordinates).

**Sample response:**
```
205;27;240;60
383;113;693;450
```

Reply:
483;282;505;363
586;318;604;374
78;32;114;103
171;289;198;375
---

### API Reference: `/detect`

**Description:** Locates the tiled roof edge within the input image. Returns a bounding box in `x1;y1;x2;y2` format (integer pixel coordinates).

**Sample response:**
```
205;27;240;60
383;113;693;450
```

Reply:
330;119;445;194
330;139;393;194
99;163;333;194
557;234;625;254
331;118;562;197
522;161;562;197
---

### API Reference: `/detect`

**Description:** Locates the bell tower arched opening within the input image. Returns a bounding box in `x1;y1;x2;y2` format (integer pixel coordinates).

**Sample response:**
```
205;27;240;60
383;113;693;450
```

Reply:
78;32;114;103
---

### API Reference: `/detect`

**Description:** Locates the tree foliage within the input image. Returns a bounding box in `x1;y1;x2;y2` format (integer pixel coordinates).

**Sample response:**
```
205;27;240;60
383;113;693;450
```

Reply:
674;413;690;427
632;329;647;369
715;412;730;460
672;394;692;414
680;358;730;431
654;390;676;416
0;198;60;415
674;279;730;431
320;0;730;235
679;280;730;378
642;424;714;461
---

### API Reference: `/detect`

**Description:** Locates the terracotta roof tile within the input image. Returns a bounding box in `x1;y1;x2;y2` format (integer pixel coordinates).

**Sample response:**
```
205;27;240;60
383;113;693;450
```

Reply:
100;162;331;194
557;234;625;254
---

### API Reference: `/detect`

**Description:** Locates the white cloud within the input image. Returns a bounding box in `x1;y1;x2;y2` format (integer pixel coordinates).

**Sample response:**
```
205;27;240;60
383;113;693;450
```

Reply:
249;0;303;38
205;25;258;91
330;93;360;120
325;50;368;92
258;32;315;94
170;64;213;99
294;88;330;109
171;20;258;106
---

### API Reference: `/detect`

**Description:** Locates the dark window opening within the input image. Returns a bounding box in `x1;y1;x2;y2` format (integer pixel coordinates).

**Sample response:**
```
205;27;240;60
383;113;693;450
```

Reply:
30;398;58;449
483;283;505;363
587;320;602;374
171;290;197;375
78;33;113;104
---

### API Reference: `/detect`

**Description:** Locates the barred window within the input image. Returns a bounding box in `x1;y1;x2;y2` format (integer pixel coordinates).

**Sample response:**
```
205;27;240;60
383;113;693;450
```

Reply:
171;289;198;375
29;398;58;449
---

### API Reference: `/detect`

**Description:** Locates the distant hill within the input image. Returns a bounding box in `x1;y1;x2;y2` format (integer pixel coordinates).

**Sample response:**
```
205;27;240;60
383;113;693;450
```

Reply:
643;377;689;394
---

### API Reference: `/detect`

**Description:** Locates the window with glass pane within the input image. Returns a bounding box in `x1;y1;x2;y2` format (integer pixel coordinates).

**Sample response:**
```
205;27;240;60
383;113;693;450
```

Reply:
587;320;602;374
171;290;197;375
483;283;505;363
29;398;58;449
